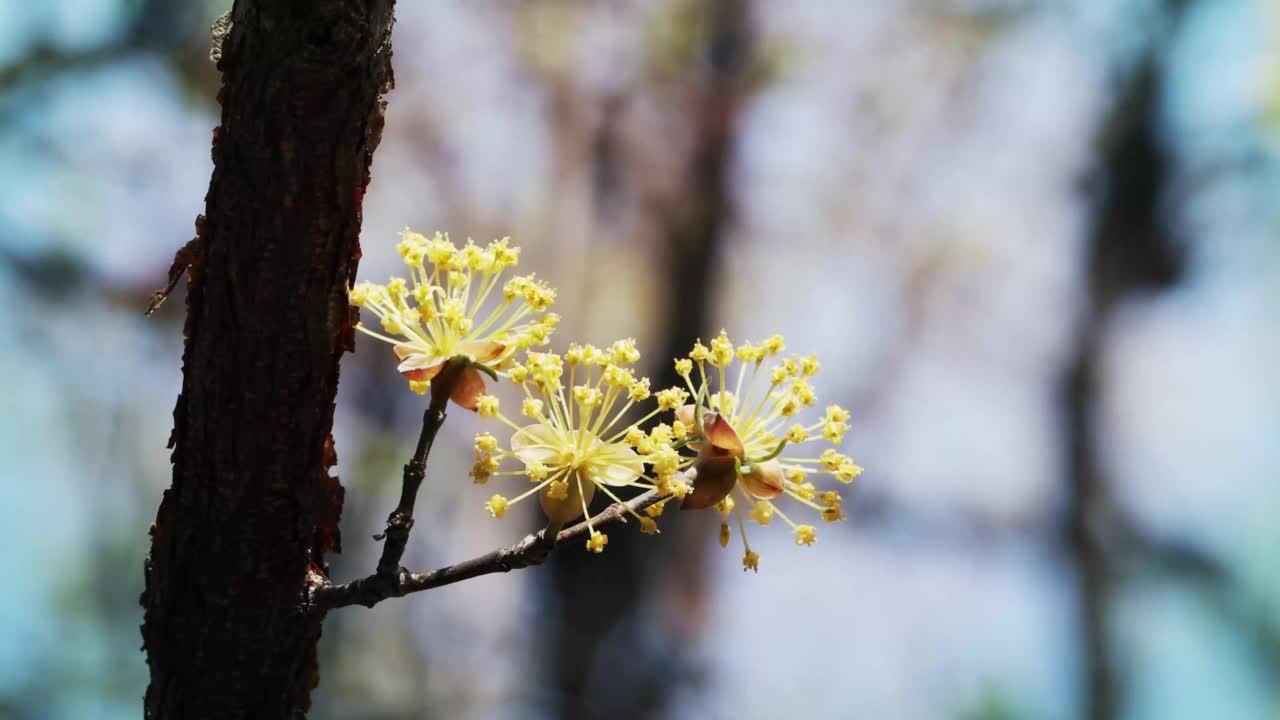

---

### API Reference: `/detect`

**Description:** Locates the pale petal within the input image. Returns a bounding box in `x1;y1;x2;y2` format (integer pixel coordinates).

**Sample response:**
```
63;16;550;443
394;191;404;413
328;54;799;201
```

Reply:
587;442;645;486
512;423;564;465
395;350;446;383
540;469;596;525
459;340;506;364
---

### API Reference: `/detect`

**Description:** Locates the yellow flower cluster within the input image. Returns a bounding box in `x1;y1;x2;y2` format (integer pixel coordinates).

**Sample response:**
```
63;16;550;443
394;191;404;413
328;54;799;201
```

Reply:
467;331;859;569
355;234;864;568
349;230;559;406
468;339;664;553
650;331;862;572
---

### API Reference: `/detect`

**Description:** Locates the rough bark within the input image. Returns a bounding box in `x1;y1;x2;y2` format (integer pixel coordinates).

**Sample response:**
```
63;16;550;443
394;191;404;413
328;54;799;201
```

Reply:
140;1;395;717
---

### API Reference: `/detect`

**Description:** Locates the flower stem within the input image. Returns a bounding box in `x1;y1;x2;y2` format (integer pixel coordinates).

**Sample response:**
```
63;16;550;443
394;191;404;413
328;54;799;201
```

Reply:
374;356;467;582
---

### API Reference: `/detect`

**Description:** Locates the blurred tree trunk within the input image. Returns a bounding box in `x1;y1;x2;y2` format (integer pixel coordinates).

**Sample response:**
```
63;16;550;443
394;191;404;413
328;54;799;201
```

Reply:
1064;7;1187;717
140;1;395;718
549;1;753;716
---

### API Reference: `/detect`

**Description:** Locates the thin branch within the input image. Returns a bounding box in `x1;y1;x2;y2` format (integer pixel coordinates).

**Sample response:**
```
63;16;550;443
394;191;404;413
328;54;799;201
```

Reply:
313;489;665;611
371;358;466;581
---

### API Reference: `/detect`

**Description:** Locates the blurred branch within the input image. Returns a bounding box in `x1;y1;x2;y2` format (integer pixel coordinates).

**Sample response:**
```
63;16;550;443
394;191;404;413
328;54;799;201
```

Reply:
1062;4;1191;719
0;242;91;300
0;41;141;92
313;490;663;611
0;2;220;106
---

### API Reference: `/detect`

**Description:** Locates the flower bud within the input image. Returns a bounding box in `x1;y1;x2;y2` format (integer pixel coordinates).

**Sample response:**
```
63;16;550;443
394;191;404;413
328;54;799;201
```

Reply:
675;404;699;435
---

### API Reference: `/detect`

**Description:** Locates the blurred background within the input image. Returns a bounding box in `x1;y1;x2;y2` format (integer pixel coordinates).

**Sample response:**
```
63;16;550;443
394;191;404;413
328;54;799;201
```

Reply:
2;0;1279;718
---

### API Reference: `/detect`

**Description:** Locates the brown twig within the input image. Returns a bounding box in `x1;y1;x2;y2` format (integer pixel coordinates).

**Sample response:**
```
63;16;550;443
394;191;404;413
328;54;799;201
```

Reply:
370;357;466;582
313;489;664;611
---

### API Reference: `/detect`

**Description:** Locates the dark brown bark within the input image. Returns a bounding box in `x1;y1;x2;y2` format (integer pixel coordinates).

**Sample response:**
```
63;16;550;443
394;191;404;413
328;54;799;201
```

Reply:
140;1;395;717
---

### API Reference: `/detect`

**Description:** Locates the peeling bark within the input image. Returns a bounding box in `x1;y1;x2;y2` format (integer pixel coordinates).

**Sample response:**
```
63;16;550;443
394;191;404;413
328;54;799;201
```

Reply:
140;1;396;717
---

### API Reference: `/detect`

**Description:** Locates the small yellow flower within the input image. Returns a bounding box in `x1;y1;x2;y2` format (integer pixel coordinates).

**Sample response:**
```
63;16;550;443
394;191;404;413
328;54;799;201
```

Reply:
820;449;846;471
467;342;666;549
474;432;499;455
655;387;688;411
794;525;817;546
670;420;689;439
352;230;557;408
470;456;499;484
801;354;820;376
656;332;860;570
748;500;775;526
786;424;808;443
476;395;500;418
709;332;735;367
586;531;609;553
639;517;658;535
791;481;817;501
546;479;569;500
835;461;863;483
822;420;849;443
609;338;641;364
628;378;652;402
650;424;674;444
742;550;760;573
522;397;544;419
690;341;710;362
624;426;647;448
486;494;509;518
508;364;529;383
573;385;604;408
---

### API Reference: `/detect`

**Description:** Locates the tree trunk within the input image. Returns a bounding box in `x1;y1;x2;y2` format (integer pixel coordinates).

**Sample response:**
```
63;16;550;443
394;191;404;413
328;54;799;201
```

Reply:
1063;19;1185;719
140;1;395;717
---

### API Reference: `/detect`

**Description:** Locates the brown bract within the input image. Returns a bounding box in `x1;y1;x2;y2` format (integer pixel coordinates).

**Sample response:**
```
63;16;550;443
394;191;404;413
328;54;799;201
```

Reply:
681;411;744;510
395;341;504;410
